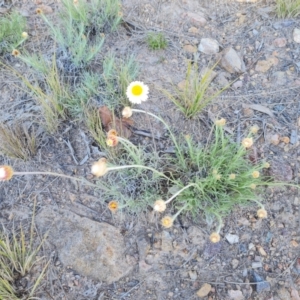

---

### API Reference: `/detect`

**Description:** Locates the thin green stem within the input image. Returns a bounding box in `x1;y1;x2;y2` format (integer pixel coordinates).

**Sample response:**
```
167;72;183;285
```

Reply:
173;203;189;220
131;109;185;165
14;171;99;189
165;183;198;204
107;164;176;183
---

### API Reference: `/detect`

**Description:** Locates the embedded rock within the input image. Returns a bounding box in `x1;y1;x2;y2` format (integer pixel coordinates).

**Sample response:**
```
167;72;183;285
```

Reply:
293;28;300;43
198;38;219;54
36;207;134;284
220;47;246;73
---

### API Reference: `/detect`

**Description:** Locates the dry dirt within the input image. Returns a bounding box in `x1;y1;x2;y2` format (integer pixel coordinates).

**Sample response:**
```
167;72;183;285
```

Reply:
0;0;300;299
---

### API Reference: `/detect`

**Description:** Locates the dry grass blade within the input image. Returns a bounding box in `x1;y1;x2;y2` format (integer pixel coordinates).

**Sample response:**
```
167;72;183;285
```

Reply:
276;0;300;18
0;201;49;299
162;61;230;118
0;122;40;160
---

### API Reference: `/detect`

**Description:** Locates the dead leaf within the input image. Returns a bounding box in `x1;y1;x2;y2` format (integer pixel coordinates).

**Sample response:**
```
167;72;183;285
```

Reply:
99;106;133;138
291;289;300;300
242;104;274;118
99;106;113;128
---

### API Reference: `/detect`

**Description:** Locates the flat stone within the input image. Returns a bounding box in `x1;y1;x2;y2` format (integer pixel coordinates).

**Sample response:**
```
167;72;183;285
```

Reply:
196;283;211;298
293;28;300;43
225;233;239;244
252;262;263;268
228;290;245;300
198;38;219;54
36;207;134;284
220;47;245;73
188;27;199;34
231;259;239;269
183;44;197;53
273;37;287;48
37;4;53;14
255;56;279;73
251;271;271;293
185;12;207;27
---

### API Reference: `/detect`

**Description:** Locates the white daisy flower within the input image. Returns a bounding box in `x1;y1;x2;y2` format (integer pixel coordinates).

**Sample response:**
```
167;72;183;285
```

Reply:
126;81;149;104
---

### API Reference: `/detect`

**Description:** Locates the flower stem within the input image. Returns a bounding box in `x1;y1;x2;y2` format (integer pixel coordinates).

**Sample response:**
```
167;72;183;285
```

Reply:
14;171;98;188
173;204;188;220
107;165;175;183
165;183;197;204
131;109;185;165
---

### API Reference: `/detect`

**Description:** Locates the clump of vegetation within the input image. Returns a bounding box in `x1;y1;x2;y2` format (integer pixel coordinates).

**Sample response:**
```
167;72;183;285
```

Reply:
0;122;40;160
276;0;300;18
0;206;48;299
0;11;27;55
36;0;122;70
163;62;229;118
146;32;168;50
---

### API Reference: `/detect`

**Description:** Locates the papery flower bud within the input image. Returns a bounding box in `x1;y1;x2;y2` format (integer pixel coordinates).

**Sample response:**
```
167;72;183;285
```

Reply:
257;208;267;219
122;107;133;118
0;166;14;181
161;216;173;228
153;199;166;212
209;232;221;243
242;137;253;148
91;158;108;177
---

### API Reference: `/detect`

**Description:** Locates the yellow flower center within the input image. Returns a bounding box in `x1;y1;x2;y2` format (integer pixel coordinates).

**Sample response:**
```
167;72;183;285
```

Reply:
131;85;143;96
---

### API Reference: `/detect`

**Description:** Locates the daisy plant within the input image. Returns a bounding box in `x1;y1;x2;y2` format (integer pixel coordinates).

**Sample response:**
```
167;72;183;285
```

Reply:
1;82;297;244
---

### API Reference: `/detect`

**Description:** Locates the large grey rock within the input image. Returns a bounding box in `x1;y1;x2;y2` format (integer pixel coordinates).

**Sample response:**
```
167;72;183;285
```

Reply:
220;47;246;73
36;207;134;284
198;38;219;54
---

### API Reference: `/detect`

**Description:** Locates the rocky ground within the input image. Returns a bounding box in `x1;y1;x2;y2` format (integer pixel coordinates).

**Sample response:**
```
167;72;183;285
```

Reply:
0;0;300;299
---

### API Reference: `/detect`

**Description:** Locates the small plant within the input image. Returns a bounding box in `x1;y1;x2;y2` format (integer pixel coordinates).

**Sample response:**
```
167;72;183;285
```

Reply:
3;54;68;133
60;0;122;34
0;122;41;160
163;61;229;118
276;0;300;18
146;32;168;50
0;11;27;55
0;203;49;299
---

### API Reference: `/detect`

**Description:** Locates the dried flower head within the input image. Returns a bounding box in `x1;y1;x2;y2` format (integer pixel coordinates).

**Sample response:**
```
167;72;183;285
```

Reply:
215;174;221;180
73;0;78;4
106;136;118;147
263;162;270;169
91;158;108;177
242;137;253;149
215;118;226;126
161;216;173;228
250;183;256;190
0;166;14;181
250;125;259;134
108;200;118;212
209;232;221;243
257;208;267;219
36;8;43;14
252;171;260;178
12;49;20;57
229;173;236;180
153;199;167;212
212;169;218;175
122;107;133;118
21;32;28;39
126;81;149;104
107;129;118;137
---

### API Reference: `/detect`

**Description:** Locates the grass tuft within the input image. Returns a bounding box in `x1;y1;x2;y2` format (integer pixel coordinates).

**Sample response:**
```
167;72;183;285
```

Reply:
0;11;27;55
0;122;41;160
276;0;300;18
0;203;49;299
146;32;168;50
163;61;229;118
